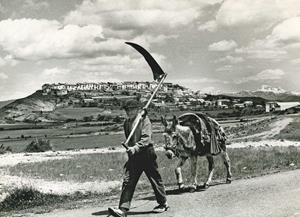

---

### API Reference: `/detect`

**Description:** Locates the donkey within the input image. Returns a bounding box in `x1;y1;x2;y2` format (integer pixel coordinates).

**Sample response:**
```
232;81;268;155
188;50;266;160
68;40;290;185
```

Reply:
161;113;232;191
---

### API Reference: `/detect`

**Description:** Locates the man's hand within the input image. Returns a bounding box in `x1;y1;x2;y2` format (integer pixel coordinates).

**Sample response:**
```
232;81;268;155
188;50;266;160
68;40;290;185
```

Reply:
141;108;148;118
165;150;175;159
126;146;136;156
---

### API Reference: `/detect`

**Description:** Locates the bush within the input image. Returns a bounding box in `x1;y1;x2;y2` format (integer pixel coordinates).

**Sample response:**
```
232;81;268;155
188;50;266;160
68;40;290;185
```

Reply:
0;186;62;211
25;139;52;152
0;144;12;154
83;116;93;122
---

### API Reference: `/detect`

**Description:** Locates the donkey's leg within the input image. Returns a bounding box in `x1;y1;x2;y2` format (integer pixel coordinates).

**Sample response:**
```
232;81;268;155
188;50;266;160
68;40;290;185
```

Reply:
175;157;187;189
205;155;215;188
221;151;232;183
189;155;198;192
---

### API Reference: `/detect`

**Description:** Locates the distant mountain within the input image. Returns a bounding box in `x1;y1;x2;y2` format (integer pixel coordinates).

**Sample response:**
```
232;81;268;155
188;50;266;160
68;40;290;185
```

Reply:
257;85;286;94
227;85;300;102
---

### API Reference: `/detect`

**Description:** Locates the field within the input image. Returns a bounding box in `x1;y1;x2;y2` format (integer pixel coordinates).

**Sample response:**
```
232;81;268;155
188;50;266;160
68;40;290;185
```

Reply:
0;131;166;153
53;107;125;120
0;114;300;214
0;114;276;153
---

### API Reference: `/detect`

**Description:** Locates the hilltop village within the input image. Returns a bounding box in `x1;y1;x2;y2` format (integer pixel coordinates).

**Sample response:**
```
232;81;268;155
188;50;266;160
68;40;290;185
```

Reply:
41;82;265;112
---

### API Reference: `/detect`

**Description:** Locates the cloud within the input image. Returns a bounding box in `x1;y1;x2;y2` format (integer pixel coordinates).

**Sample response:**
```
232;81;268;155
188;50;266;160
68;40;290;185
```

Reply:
198;20;217;32
170;77;228;85
42;67;70;77
41;67;120;84
0;18;127;60
236;69;285;83
0;55;18;67
235;42;287;60
0;18;175;61
214;55;244;64
256;69;285;80
0;55;19;66
216;0;300;29
69;51;167;76
208;40;237;51
291;58;300;64
0;3;5;14
0;58;5;67
63;0;223;38
235;17;300;60
0;72;8;80
22;0;49;11
270;17;300;47
216;65;233;72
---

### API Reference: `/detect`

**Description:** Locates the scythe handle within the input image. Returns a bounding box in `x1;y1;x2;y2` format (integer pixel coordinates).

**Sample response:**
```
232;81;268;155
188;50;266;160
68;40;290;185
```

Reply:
122;74;167;150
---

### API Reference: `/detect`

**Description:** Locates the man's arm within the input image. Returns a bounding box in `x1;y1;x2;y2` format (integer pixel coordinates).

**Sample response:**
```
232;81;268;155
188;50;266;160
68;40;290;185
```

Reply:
132;116;152;153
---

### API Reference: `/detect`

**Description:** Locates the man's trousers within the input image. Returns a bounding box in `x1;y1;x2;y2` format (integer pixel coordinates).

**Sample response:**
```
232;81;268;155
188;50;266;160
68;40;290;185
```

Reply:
119;146;167;210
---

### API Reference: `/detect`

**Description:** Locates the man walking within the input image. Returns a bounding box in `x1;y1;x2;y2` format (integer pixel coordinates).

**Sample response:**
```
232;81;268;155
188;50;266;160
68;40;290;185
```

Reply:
108;99;168;217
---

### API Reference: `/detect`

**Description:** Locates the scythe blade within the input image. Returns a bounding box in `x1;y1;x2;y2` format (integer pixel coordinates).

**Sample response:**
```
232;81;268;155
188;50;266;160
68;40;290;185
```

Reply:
125;42;165;81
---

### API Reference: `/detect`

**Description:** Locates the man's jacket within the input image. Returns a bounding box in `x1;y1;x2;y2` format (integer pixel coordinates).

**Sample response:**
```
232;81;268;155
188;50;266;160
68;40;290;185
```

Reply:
124;115;153;153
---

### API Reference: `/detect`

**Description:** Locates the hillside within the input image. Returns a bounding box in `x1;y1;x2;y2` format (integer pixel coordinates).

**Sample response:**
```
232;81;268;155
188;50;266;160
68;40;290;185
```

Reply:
204;94;267;105
0;100;15;109
0;91;57;123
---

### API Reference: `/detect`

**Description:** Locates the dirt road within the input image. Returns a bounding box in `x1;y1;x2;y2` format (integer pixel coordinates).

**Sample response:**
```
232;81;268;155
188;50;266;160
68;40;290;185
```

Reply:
235;117;293;140
28;169;300;217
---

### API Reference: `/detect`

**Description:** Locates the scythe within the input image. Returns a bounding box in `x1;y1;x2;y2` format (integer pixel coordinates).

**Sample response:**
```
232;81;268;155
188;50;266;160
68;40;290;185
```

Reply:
122;42;167;149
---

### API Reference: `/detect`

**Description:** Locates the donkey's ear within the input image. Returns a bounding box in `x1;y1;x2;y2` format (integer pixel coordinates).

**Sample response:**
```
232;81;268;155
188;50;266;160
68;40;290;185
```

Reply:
161;116;168;127
171;115;178;129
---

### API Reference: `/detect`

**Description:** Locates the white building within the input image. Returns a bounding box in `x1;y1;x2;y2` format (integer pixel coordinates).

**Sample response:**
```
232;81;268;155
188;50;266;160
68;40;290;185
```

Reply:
217;99;230;107
244;101;253;107
265;101;300;112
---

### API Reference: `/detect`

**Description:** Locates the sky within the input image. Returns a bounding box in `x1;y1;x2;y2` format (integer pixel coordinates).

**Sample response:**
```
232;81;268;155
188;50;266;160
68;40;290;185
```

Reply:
0;0;300;100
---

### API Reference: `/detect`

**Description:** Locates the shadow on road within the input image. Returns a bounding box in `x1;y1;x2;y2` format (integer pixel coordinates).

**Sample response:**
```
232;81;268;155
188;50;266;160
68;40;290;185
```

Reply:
91;210;107;216
91;181;231;216
127;210;154;215
91;209;154;216
141;181;230;201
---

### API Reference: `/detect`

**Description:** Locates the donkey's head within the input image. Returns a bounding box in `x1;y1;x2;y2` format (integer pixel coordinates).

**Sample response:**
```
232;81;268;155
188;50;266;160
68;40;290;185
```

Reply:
161;115;179;159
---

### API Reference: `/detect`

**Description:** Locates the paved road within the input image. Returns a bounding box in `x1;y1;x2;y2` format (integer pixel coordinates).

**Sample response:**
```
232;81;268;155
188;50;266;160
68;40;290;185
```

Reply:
32;170;300;217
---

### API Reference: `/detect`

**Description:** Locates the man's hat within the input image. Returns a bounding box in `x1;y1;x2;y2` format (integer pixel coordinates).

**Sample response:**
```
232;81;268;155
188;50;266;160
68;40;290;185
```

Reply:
123;99;141;110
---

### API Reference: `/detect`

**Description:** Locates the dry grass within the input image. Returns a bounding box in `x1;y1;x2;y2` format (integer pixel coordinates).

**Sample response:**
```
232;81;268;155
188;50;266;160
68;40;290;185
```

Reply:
1;146;299;212
8;146;300;186
0;186;63;211
275;115;300;141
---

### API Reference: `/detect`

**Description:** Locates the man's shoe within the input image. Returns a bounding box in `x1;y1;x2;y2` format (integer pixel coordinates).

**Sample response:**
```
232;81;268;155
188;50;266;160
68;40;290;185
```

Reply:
108;207;126;217
152;203;169;213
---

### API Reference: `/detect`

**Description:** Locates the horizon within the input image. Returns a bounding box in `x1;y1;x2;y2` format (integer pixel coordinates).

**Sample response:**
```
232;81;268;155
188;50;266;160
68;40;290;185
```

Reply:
1;0;300;101
0;82;296;102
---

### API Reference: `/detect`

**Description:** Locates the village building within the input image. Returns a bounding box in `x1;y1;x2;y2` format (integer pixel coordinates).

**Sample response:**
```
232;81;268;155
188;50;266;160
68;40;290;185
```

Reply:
265;101;300;112
217;99;231;108
243;101;253;107
233;103;245;109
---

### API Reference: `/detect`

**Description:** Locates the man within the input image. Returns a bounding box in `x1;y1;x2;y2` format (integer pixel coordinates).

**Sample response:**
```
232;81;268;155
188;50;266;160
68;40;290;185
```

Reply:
108;99;169;217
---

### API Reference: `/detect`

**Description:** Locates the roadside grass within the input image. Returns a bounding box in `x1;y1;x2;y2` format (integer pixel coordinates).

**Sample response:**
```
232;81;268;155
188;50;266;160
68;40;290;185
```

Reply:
0;185;119;212
2;146;299;212
0;186;64;211
8;146;300;185
275;115;300;141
